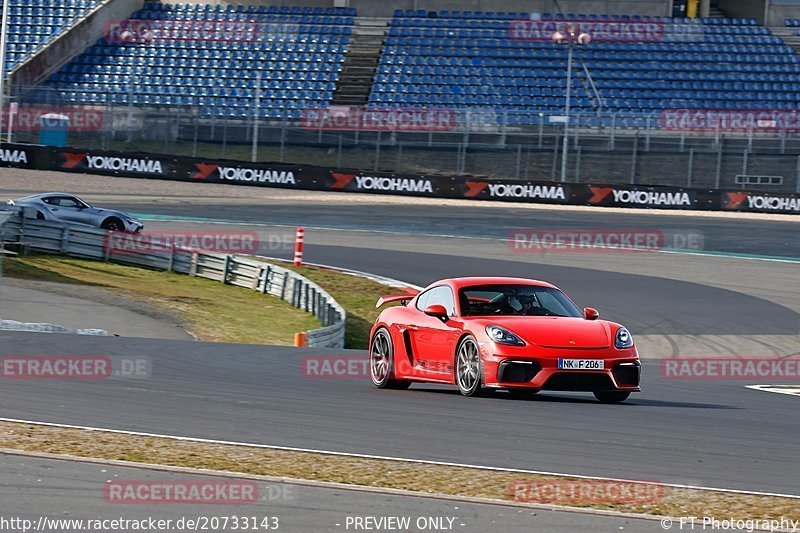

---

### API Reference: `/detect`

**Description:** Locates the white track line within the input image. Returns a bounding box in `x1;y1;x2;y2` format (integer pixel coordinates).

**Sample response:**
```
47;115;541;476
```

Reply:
0;417;796;500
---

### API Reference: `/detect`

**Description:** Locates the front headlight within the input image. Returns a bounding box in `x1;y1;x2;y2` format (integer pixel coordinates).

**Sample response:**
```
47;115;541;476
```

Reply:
615;327;634;349
486;325;526;346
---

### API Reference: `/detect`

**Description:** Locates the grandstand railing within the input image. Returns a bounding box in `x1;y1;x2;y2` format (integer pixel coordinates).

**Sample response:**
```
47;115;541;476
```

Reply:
6;85;800;193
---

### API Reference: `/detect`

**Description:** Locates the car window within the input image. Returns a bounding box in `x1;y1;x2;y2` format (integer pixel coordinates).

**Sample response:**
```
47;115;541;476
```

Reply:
55;197;82;208
415;290;431;311
459;284;582;317
417;285;456;316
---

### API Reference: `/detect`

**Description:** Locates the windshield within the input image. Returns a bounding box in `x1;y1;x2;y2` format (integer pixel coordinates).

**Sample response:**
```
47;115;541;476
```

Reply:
459;284;582;318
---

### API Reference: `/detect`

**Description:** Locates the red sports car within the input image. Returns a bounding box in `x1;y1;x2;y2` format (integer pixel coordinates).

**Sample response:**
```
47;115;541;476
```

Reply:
369;277;640;403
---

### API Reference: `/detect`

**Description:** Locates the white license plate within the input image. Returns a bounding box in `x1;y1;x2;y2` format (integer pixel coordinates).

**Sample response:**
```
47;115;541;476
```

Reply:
558;359;604;370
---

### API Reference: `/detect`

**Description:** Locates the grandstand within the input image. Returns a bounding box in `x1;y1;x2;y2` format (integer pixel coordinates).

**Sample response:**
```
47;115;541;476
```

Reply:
39;3;355;119
15;4;799;126
1;0;104;72
374;11;800;126
2;1;800;190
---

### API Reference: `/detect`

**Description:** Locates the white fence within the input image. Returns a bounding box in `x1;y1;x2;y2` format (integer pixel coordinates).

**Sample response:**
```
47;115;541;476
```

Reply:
0;208;346;348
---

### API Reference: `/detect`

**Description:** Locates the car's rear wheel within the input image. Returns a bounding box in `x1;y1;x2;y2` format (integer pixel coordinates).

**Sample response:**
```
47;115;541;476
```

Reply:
101;217;124;231
370;327;410;390
594;391;631;403
456;336;486;397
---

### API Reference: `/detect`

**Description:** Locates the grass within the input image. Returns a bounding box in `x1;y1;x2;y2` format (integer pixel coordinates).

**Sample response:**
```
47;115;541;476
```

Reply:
1;254;405;349
0;420;796;520
259;260;413;349
2;255;320;345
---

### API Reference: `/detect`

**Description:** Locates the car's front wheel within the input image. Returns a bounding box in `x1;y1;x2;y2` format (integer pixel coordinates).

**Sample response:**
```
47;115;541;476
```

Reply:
101;217;125;231
370;327;410;390
594;391;631;403
456;335;486;397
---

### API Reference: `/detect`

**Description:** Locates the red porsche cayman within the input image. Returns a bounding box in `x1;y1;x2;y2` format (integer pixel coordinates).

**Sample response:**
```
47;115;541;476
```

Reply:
369;277;640;403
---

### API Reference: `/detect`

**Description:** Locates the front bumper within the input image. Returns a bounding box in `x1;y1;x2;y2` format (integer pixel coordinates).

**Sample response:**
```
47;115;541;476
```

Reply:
485;348;641;392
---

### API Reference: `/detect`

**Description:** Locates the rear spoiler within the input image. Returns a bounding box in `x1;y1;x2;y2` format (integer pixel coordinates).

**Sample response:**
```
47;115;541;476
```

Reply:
376;291;419;308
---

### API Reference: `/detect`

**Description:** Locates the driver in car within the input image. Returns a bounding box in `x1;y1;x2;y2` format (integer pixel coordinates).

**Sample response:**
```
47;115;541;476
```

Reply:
519;295;544;316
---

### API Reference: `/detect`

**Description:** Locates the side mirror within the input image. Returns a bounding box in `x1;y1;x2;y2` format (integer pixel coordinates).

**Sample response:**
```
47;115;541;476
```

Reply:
424;304;449;321
584;307;599;320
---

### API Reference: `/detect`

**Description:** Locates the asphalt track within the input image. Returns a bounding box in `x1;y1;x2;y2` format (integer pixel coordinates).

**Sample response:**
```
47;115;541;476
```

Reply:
0;183;798;512
0;454;659;532
115;199;800;259
0;330;798;497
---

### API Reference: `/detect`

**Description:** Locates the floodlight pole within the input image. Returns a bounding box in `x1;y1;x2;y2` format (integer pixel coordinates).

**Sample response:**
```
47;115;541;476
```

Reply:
560;44;573;183
0;0;11;142
251;73;262;163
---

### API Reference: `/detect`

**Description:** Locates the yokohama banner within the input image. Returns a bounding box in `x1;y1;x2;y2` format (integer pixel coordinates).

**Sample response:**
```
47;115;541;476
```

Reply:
0;143;797;214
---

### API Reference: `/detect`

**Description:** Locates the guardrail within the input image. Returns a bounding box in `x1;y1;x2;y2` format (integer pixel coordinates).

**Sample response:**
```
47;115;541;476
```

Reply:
0;208;346;348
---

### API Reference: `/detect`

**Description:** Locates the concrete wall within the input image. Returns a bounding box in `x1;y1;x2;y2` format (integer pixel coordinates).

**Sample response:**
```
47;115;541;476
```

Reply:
717;0;767;22
766;0;800;26
10;0;144;88
351;0;672;17
163;0;671;17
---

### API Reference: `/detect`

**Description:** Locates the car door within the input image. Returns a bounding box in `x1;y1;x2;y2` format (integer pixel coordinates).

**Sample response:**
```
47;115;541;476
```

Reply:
39;196;67;222
47;196;88;225
409;285;461;377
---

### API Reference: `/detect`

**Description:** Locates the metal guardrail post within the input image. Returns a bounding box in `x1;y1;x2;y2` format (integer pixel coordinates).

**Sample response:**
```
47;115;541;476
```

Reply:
167;243;175;272
190;252;198;276
60;227;70;254
291;278;299;307
221;255;231;284
263;265;271;294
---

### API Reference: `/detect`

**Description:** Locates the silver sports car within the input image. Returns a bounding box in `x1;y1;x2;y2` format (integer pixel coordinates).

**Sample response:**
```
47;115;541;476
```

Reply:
6;193;143;233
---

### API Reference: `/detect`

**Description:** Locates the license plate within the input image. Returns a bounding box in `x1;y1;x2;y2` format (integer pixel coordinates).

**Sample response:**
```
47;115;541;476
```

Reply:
558;359;604;370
